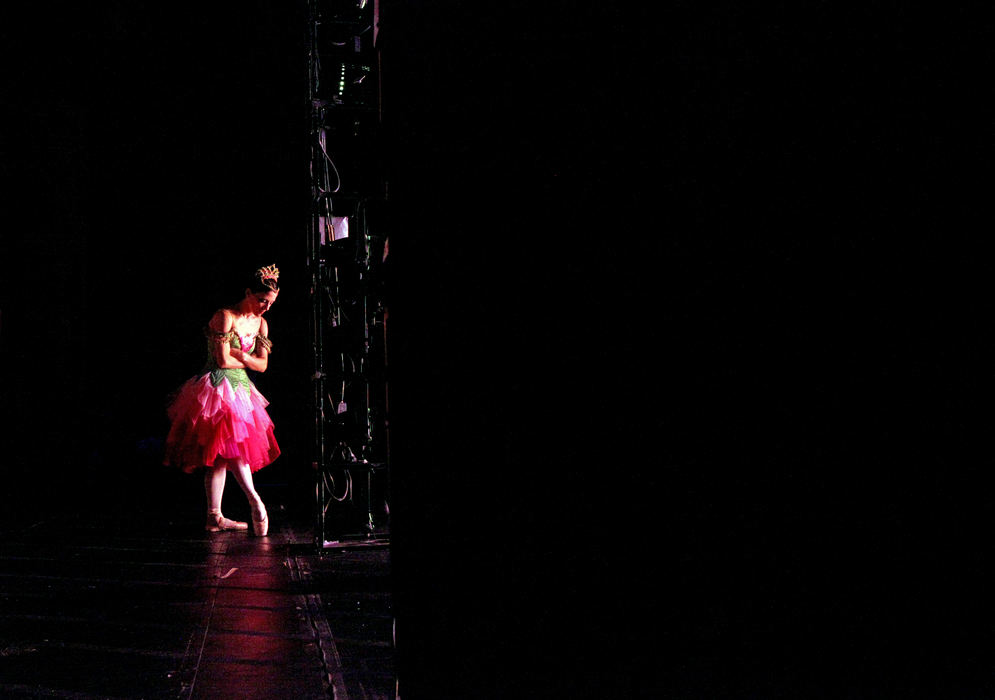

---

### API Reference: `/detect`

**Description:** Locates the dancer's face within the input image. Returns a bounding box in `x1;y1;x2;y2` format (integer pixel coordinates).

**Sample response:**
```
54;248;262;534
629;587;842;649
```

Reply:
246;289;279;315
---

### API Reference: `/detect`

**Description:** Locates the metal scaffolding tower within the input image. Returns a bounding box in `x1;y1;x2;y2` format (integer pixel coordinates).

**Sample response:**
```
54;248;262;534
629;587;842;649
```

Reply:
307;0;389;550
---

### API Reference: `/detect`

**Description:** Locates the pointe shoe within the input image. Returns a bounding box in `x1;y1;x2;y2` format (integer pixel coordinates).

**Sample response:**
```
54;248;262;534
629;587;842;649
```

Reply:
206;513;248;532
251;504;269;537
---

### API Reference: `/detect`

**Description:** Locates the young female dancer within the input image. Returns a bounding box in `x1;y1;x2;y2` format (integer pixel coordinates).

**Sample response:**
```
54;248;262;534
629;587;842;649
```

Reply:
163;264;281;535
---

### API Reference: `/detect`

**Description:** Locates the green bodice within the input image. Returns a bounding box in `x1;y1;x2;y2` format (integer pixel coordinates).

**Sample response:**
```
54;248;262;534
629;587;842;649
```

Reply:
203;330;257;394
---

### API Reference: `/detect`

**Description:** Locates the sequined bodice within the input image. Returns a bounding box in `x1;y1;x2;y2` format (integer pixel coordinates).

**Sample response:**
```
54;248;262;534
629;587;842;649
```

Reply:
204;331;256;367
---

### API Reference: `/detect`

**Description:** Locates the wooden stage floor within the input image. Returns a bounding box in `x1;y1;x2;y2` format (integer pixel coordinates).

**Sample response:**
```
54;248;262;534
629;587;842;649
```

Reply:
0;487;394;699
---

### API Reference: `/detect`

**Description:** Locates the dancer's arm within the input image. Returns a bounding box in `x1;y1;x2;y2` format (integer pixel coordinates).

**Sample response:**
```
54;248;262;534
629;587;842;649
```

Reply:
208;309;248;370
231;317;270;373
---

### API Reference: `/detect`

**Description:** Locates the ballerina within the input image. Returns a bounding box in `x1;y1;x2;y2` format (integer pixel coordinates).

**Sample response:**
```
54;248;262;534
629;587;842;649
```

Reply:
163;264;281;536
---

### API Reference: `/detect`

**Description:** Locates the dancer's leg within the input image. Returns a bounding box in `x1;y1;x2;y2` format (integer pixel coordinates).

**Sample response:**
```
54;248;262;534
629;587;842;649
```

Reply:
204;465;226;514
204;464;247;531
230;460;268;535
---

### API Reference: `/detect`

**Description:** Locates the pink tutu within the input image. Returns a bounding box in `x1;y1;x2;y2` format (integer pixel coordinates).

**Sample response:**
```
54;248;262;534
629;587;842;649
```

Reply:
163;370;280;473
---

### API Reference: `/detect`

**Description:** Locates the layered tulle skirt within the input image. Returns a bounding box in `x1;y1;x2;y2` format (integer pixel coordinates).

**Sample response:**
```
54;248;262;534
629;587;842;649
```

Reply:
164;369;280;473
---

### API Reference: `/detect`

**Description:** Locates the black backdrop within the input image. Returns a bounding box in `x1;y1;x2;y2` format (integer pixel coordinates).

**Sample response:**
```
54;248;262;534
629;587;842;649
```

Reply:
2;2;993;697
2;3;311;504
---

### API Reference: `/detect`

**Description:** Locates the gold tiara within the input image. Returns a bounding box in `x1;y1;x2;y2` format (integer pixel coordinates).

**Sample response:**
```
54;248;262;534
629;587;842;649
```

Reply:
256;264;280;284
